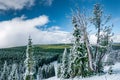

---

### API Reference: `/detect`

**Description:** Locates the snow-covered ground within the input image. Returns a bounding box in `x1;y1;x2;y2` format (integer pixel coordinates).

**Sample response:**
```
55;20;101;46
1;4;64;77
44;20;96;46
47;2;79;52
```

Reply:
45;62;120;80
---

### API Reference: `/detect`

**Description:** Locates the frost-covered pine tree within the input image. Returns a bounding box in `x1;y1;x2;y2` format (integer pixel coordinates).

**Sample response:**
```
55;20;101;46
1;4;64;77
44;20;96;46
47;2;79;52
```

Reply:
68;13;89;77
57;64;61;78
37;67;42;80
41;65;47;78
0;61;9;80
61;48;69;79
41;64;55;79
68;48;74;77
18;63;25;80
48;64;55;78
8;64;19;80
15;67;19;80
24;36;35;80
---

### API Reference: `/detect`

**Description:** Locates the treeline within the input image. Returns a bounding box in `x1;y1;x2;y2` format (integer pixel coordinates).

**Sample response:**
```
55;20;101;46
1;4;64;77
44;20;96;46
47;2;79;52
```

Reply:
0;43;119;67
0;44;70;72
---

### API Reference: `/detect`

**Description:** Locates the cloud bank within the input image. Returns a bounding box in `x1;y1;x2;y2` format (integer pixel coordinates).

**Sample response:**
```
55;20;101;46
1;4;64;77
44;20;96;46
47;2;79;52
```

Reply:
0;15;71;48
0;15;119;48
0;0;34;10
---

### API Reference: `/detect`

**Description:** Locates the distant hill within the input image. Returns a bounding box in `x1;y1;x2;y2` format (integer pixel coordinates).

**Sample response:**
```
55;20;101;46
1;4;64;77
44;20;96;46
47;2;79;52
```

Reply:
112;43;120;50
0;44;71;68
0;43;119;68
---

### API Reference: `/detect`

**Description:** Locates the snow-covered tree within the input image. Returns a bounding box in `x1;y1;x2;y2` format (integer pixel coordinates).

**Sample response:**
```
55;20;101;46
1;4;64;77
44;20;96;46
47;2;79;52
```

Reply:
41;65;46;78
8;64;19;80
37;67;42;80
90;3;113;73
18;63;25;80
41;64;55;79
0;61;9;80
68;11;90;77
98;26;113;72
48;64;55;78
57;64;61;78
61;48;69;78
108;66;113;75
24;36;35;80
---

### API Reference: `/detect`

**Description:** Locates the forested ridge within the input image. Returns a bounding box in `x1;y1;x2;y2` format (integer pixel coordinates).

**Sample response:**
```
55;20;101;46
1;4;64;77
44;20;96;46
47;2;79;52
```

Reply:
0;43;119;66
0;44;71;67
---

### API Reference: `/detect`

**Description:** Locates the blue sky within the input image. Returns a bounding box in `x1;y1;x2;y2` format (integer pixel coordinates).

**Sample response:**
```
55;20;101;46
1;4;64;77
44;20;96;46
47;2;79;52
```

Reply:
0;0;119;48
0;0;120;32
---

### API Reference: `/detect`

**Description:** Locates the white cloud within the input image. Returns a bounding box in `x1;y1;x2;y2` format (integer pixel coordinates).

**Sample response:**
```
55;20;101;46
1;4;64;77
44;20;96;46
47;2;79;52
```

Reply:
89;34;120;44
45;0;53;6
40;0;54;6
0;15;119;48
0;0;34;10
112;34;120;43
0;15;71;48
47;26;60;31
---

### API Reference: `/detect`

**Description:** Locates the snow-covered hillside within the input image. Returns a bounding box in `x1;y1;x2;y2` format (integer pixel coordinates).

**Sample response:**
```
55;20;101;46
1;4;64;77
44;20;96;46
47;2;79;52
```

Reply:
45;62;120;80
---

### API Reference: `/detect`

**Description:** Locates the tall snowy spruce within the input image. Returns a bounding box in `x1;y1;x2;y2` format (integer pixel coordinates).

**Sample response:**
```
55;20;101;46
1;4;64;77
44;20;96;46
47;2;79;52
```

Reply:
61;48;69;79
24;36;35;80
68;11;90;78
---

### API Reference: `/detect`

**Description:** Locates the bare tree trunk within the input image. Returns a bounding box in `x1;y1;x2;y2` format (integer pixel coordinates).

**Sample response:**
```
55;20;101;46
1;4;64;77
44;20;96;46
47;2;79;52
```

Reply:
73;9;94;72
83;27;94;71
77;12;94;71
94;22;100;61
94;22;101;73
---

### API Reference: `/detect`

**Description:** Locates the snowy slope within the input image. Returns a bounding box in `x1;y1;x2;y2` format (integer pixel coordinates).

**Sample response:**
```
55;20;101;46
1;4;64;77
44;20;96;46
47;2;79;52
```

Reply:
45;62;120;80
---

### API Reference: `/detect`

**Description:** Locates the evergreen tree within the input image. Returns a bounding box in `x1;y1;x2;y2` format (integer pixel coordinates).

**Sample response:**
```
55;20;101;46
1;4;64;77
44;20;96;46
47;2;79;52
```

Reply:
41;65;46;78
0;61;9;80
49;64;55;78
68;48;75;77
24;36;35;80
37;67;42;80
18;63;25;80
57;64;61;78
68;13;89;78
8;64;19;80
61;48;69;79
41;64;55;79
